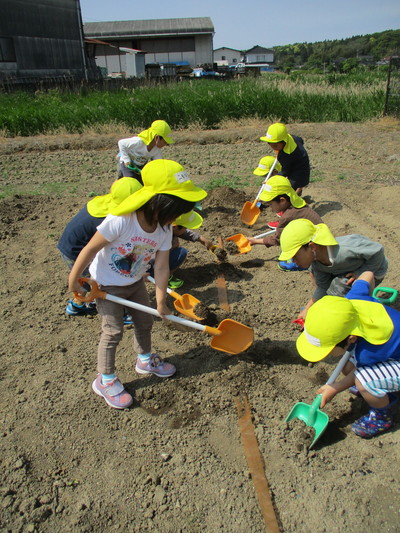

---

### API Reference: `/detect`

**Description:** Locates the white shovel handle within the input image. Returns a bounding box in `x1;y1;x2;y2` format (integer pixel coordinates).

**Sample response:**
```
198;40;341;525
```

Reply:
104;292;207;332
326;350;352;385
147;275;173;296
253;229;276;239
254;155;279;202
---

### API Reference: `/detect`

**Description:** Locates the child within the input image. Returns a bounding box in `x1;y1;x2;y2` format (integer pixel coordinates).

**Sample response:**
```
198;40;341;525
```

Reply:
279;219;388;320
117;120;174;183
248;176;322;273
296;271;399;438
58;177;142;317
260;122;310;196
68;159;207;409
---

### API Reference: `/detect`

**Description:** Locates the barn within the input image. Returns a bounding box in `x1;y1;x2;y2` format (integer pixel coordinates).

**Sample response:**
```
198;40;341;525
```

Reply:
84;17;215;75
0;0;96;80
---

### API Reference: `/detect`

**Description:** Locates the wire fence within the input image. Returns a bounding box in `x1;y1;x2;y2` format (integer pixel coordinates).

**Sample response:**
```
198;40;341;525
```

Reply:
384;57;400;117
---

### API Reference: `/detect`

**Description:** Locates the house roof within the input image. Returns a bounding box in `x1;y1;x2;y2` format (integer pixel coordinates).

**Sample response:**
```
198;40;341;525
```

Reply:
245;45;274;54
214;47;242;53
84;18;214;39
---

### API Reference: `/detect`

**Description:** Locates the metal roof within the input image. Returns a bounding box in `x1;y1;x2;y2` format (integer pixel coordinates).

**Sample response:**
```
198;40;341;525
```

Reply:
84;17;214;39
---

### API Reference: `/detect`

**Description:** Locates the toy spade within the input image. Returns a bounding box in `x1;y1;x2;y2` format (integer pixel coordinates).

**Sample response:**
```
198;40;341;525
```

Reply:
75;278;254;355
225;229;276;254
285;350;351;448
240;154;279;225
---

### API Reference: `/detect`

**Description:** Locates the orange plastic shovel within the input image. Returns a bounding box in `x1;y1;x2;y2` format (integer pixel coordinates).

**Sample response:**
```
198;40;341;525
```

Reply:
147;275;204;321
75;278;254;355
240;154;279;225
225;229;276;254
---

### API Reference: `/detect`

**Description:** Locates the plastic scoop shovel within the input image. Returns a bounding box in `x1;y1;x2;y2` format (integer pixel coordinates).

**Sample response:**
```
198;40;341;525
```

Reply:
225;229;276;254
240;154;279;225
75;278;254;355
285;350;352;448
147;275;204;321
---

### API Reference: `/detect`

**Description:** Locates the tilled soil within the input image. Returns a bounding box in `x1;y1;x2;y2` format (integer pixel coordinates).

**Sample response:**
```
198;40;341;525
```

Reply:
0;120;400;533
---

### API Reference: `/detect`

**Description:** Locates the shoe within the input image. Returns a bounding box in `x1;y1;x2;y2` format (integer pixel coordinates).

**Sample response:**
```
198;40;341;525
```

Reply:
92;375;133;409
66;299;96;316
135;353;176;378
351;394;398;438
278;260;308;272
168;275;184;289
123;313;134;325
267;221;279;229
349;386;360;396
276;211;283;217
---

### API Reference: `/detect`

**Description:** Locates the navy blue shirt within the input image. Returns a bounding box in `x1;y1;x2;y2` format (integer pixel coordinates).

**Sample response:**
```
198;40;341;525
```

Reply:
57;206;104;261
277;135;310;189
347;280;400;366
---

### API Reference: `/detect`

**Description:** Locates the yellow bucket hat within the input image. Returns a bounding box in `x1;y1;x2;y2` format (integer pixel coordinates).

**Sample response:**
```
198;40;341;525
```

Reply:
111;159;207;216
174;210;203;229
253;156;282;176
279;220;338;261
260;123;297;154
87;177;142;217
296;295;394;362
137;120;174;145
259;175;306;207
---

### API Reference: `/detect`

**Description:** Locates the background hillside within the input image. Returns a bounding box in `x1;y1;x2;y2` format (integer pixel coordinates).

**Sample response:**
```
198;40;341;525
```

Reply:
272;29;400;71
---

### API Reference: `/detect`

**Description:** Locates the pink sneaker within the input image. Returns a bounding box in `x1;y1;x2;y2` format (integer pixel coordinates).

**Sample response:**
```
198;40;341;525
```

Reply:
135;353;176;378
92;375;133;409
267;220;279;229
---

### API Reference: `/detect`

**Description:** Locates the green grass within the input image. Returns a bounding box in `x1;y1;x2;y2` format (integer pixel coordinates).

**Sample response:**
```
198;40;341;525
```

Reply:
0;72;388;137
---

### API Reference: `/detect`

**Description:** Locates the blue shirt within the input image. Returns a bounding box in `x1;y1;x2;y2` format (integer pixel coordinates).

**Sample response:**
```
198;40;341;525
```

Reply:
347;280;400;366
57;206;104;261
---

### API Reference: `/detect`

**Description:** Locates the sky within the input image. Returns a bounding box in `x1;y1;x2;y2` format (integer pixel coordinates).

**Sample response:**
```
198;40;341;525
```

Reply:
79;0;400;50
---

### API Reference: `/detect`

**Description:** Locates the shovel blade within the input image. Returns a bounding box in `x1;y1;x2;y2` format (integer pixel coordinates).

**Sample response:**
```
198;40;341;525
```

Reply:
210;319;254;355
173;294;202;320
225;233;252;254
240;202;260;226
285;395;330;448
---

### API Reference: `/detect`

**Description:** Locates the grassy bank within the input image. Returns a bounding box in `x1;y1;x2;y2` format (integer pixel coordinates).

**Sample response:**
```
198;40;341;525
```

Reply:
0;72;387;137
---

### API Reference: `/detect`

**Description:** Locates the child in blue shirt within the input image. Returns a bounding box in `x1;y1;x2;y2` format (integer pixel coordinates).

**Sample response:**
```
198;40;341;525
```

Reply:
296;271;400;438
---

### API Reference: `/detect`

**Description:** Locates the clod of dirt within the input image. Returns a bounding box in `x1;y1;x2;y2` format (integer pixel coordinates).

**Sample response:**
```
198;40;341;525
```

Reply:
212;247;228;262
225;241;239;255
193;302;211;321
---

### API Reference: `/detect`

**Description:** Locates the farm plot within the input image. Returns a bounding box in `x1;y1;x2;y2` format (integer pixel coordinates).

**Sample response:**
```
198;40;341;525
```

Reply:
0;120;400;532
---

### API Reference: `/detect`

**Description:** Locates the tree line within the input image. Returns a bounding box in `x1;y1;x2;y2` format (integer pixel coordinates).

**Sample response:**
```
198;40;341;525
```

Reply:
272;29;400;72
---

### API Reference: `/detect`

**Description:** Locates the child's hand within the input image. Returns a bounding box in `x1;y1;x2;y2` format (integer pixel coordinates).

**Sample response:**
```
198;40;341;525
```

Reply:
317;384;338;408
157;302;171;319
248;238;264;246
345;272;357;286
297;308;307;321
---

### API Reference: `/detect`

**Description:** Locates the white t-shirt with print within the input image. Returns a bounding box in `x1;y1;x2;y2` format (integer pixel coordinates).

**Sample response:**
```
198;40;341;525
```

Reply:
117;136;163;167
89;213;172;286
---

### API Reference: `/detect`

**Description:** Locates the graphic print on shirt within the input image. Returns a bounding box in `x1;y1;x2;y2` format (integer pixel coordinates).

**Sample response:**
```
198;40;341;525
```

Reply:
110;237;156;278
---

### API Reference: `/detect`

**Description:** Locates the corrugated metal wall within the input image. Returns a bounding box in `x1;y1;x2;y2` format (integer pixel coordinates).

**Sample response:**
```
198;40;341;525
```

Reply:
0;0;91;79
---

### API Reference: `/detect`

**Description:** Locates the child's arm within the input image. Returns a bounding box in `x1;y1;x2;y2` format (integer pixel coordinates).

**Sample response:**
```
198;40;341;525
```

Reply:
153;249;171;318
317;367;356;408
298;297;316;320
68;232;109;293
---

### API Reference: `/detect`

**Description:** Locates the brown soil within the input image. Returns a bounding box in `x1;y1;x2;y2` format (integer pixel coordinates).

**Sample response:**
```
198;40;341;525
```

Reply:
1;120;400;533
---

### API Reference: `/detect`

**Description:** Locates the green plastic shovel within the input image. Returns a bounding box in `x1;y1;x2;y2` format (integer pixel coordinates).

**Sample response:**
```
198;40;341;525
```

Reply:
372;286;398;304
285;350;351;448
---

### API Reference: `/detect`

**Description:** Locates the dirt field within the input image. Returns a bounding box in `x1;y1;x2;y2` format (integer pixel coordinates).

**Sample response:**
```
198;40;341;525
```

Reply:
0;120;400;533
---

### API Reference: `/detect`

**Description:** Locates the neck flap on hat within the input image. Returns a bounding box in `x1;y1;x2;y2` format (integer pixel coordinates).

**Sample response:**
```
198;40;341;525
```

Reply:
282;133;298;155
350;299;394;345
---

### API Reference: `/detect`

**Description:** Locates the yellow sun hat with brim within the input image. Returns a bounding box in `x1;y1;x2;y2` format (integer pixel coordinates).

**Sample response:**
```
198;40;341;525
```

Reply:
173;210;203;229
260;123;297;154
253;156;282;176
296;295;394;362
137;120;174;145
111;159;207;216
278;220;338;261
259;176;306;207
87;177;142;218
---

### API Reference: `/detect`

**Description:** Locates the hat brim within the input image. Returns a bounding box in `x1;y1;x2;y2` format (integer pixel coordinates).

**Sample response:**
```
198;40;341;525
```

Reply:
174;210;203;229
163;135;174;145
278;245;302;261
296;332;334;362
111;184;207;216
253;168;268;176
260;136;281;143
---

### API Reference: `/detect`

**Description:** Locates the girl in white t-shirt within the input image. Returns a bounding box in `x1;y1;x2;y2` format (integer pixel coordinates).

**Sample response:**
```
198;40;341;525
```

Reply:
117;120;174;184
68;160;207;409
